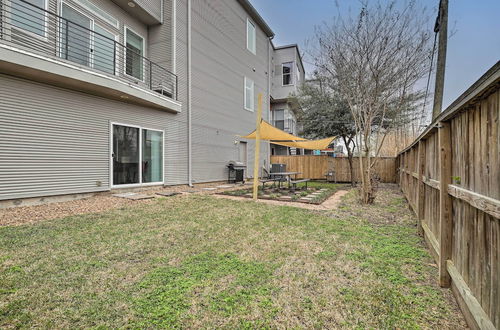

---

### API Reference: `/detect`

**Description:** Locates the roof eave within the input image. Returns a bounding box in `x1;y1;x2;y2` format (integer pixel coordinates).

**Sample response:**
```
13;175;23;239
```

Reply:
237;0;275;38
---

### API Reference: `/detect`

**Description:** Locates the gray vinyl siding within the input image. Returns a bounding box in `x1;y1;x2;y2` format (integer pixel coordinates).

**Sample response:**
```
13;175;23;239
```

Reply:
271;47;300;100
135;0;163;23
0;0;278;201
0;74;184;200
188;0;270;183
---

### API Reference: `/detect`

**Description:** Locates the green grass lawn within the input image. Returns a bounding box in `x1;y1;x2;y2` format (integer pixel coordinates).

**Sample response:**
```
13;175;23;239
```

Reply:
0;185;465;328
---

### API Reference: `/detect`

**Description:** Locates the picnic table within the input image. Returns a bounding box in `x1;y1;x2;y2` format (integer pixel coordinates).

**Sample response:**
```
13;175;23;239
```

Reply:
270;171;302;189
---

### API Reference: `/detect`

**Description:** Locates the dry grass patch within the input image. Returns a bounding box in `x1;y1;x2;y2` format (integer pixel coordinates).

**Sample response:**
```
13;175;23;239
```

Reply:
0;186;466;328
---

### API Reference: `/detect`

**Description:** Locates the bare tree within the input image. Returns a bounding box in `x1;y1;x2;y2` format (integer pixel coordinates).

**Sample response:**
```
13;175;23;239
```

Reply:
312;0;432;203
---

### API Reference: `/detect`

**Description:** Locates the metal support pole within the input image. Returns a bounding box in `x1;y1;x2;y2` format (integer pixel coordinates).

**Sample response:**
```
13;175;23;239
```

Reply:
252;93;263;201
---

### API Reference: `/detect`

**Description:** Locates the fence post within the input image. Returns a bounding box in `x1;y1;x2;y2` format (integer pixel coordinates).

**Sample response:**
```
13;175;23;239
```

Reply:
416;141;425;236
438;121;452;287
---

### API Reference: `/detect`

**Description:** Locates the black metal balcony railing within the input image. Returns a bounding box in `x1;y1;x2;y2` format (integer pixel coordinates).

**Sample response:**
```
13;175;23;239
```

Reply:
0;0;177;100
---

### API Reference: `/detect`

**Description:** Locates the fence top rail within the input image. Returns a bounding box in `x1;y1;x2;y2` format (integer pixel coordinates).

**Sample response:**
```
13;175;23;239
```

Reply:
398;61;500;155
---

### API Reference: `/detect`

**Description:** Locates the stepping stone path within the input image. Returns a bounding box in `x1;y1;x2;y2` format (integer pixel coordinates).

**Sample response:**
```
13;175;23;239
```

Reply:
278;196;292;201
156;191;181;197
216;185;232;188
299;197;313;202
113;192;154;200
201;187;217;191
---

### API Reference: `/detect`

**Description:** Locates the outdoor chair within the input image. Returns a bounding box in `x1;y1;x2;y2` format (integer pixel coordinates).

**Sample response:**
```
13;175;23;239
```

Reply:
325;170;336;183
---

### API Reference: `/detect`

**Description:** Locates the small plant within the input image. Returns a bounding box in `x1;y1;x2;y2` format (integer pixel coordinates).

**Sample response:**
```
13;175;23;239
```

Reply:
300;191;309;197
452;176;461;184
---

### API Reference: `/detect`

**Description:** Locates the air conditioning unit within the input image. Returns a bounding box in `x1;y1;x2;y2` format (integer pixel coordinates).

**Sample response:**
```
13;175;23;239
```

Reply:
153;84;173;98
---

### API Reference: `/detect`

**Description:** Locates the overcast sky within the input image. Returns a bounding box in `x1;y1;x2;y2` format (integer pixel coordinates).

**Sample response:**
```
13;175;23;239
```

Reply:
250;0;500;110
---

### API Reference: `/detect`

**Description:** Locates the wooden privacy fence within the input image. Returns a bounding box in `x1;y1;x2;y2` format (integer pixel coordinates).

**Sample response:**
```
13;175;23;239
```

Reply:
397;63;499;329
269;155;397;183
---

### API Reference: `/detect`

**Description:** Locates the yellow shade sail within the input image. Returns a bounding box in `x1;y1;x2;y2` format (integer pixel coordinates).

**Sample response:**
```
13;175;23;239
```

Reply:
240;120;336;150
240;120;307;141
272;136;337;150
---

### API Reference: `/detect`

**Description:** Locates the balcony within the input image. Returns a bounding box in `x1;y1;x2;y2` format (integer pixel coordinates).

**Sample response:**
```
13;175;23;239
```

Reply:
0;0;180;112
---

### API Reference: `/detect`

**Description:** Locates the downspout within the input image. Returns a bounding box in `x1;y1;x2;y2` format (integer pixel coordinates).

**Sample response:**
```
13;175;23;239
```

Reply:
187;0;193;186
171;0;176;74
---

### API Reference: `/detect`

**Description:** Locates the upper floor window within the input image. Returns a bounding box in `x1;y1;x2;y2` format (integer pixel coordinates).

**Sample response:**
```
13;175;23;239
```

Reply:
272;109;284;130
244;77;254;111
125;27;145;80
246;19;256;54
282;62;293;86
59;2;116;74
12;0;47;37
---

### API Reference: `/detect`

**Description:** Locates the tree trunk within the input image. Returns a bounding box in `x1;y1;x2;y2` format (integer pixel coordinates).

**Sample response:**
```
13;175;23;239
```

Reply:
342;135;356;187
347;154;355;187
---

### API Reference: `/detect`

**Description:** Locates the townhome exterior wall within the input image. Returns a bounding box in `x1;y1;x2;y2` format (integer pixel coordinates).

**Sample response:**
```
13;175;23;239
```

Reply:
189;0;270;182
0;0;274;201
0;74;182;200
271;46;304;100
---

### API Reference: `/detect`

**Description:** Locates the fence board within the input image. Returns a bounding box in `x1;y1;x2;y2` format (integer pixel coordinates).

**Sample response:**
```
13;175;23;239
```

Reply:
269;156;397;183
397;63;500;329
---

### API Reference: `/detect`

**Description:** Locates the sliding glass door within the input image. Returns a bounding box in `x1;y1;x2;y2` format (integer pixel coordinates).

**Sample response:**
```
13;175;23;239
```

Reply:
142;129;163;183
60;3;92;66
112;124;163;186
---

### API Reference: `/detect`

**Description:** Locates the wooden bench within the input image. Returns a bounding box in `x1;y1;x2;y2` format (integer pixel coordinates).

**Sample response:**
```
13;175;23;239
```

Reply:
259;178;281;189
289;179;310;191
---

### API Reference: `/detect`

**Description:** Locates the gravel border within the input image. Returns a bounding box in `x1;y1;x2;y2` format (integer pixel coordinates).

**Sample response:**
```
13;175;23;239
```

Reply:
0;182;247;226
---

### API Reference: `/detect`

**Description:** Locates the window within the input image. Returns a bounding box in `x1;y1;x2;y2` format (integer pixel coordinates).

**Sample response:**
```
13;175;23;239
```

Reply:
282;62;293;85
59;3;117;74
60;3;92;66
273;109;284;130
112;124;164;186
125;28;144;80
12;0;47;37
94;25;116;74
74;0;118;28
244;77;254;111
246;19;256;54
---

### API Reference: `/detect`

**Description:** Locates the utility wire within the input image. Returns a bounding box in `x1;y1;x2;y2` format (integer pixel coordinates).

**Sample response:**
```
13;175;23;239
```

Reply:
419;3;441;128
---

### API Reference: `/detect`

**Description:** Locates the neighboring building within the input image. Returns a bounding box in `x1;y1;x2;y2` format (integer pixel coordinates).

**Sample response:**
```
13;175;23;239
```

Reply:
269;44;305;156
0;0;280;202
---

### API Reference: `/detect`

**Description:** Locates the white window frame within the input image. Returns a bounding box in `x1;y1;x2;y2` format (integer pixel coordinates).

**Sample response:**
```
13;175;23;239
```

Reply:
246;18;256;54
244;76;254;112
58;1;95;67
10;0;50;40
58;2;120;76
110;122;165;188
94;23;118;75
282;62;294;86
124;25;146;82
73;0;119;28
